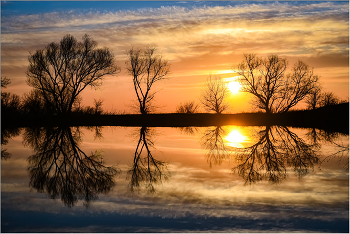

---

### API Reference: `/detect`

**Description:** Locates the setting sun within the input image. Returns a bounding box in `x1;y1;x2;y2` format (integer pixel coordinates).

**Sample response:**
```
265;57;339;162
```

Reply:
228;81;241;94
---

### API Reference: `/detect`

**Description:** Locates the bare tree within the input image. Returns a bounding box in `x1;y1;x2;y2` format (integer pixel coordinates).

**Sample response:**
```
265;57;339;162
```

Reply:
1;77;21;114
26;34;120;116
200;75;229;114
93;98;104;115
176;101;200;114
305;86;322;110
126;47;170;114
1;92;21;113
319;91;340;107
22;89;53;115
234;54;319;113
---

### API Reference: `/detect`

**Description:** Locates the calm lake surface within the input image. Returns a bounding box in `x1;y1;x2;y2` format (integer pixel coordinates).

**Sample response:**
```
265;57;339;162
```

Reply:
1;125;349;232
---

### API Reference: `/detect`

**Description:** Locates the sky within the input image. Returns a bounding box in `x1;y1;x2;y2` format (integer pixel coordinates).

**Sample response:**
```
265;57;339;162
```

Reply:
1;1;349;113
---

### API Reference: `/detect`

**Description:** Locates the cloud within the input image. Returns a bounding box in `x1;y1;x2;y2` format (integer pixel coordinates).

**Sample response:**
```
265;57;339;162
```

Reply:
1;1;348;111
2;2;348;35
4;2;347;60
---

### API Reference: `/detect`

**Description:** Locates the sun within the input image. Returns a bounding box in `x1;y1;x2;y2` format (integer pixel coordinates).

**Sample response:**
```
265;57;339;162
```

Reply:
228;81;241;94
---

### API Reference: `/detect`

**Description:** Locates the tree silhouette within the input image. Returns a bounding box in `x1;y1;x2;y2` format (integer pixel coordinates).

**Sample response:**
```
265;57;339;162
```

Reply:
128;127;168;193
232;126;319;184
1;77;21;115
176;101;200;114
305;86;322;110
93;98;104;115
200;75;229;114
21;89;52;115
23;127;119;207
234;54;319;113
26;34;120;116
319;91;340;107
126;47;170;114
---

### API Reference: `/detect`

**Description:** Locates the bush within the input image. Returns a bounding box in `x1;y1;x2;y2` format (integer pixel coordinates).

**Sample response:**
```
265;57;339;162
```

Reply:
21;90;54;115
319;92;340;107
176;101;200;114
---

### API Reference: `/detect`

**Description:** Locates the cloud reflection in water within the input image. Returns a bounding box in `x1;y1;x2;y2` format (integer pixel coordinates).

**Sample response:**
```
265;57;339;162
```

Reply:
1;125;348;232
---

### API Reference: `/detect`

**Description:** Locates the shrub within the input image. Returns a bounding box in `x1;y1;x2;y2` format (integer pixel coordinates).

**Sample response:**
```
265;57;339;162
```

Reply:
176;101;200;114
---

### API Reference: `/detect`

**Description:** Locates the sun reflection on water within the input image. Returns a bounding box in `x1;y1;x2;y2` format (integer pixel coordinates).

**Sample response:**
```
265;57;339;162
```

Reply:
224;128;247;148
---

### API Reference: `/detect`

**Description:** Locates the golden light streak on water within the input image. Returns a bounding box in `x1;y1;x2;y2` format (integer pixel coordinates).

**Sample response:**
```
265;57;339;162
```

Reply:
224;128;247;148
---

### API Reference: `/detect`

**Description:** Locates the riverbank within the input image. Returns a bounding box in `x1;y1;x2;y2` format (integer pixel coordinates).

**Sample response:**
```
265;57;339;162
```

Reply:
2;103;348;134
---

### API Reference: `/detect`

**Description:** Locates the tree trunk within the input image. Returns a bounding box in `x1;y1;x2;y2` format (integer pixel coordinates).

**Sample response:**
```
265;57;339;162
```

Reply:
140;106;147;115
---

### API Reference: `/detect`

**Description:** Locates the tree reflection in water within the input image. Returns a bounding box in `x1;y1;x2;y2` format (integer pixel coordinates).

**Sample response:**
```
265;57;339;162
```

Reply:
201;126;231;168
178;126;199;136
232;126;320;184
128;126;168;193
85;126;104;140
23;127;119;207
201;125;321;184
1;127;21;160
307;128;349;170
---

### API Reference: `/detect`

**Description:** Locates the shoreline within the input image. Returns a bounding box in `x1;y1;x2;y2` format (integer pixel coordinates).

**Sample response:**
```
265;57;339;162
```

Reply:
2;103;349;134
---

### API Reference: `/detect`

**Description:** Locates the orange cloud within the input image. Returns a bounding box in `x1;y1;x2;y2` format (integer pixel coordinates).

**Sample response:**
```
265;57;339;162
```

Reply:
1;2;348;113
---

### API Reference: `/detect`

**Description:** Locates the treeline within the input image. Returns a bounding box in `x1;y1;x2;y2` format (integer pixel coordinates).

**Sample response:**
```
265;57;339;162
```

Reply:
1;77;112;116
1;34;348;120
176;54;348;114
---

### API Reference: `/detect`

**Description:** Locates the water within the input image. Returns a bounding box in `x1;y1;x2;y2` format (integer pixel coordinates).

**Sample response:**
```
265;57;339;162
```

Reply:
1;126;349;232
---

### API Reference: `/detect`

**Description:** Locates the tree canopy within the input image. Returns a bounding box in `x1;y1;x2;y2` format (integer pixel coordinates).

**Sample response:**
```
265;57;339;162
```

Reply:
126;47;170;114
200;75;229;114
234;54;319;113
26;34;120;115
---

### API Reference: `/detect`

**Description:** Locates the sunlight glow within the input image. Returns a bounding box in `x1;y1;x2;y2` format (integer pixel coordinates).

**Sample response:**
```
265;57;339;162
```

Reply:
228;81;241;94
218;70;235;74
204;28;236;35
225;129;246;148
